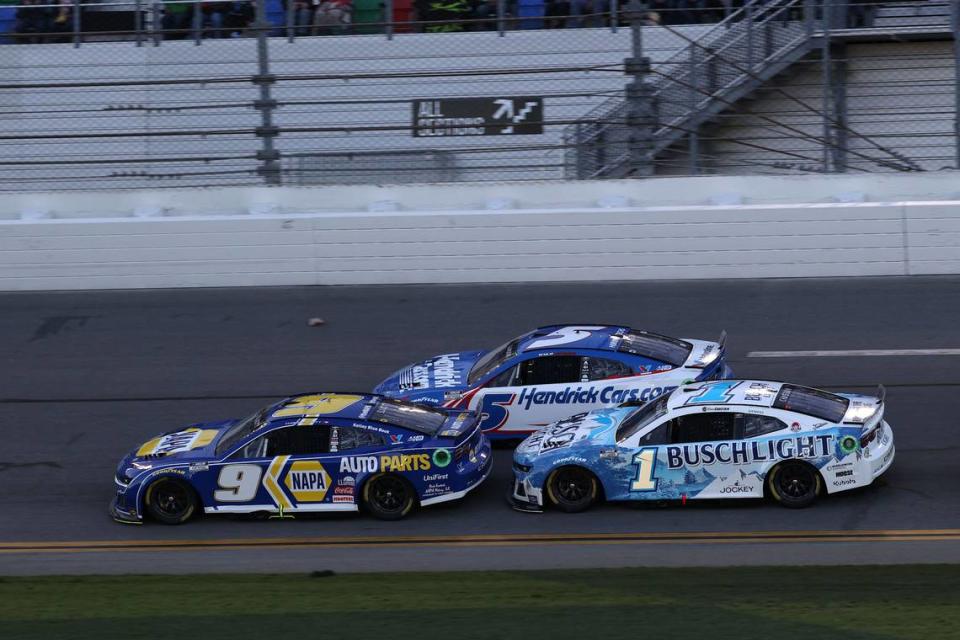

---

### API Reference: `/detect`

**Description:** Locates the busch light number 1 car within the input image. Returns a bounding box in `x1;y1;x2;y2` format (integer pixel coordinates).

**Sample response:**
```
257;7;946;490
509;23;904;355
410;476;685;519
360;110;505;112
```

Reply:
112;393;491;524
374;325;733;437
511;380;894;512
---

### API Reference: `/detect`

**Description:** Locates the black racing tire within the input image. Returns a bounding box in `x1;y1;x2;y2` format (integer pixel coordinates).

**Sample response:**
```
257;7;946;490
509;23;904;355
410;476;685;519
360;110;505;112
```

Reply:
144;477;198;525
362;473;417;521
545;466;600;513
767;461;821;509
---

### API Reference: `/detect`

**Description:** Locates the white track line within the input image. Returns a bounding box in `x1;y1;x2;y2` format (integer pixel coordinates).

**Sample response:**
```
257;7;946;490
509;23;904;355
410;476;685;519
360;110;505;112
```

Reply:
747;349;960;358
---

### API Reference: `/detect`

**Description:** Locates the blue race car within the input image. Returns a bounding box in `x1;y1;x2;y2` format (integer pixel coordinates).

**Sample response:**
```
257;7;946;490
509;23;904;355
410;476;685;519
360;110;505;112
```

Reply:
374;325;732;438
112;393;491;524
510;380;894;512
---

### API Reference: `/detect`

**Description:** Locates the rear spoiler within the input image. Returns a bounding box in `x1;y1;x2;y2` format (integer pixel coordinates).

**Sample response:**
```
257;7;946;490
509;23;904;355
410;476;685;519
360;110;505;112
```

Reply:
876;384;886;404
688;330;727;369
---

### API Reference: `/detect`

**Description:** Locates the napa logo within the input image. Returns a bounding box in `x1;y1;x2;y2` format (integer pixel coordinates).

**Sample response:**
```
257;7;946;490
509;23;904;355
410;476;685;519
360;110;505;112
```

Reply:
136;428;218;456
284;461;332;502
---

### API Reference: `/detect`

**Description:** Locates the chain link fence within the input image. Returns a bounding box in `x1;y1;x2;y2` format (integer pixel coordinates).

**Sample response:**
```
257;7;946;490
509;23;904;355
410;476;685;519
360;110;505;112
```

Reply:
0;0;956;191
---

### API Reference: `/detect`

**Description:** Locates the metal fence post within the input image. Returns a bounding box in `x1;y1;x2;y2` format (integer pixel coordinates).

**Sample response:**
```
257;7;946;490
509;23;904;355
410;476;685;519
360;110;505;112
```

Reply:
286;0;295;42
135;0;144;46
820;0;833;172
152;0;162;46
253;1;281;185
745;2;754;71
72;0;81;47
624;0;654;177
497;0;505;36
688;44;699;175
610;0;618;33
194;0;203;44
385;0;394;39
953;0;960;169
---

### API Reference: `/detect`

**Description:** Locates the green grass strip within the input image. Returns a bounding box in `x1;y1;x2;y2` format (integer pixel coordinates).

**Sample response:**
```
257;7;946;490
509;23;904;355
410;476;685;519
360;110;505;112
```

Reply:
1;565;958;639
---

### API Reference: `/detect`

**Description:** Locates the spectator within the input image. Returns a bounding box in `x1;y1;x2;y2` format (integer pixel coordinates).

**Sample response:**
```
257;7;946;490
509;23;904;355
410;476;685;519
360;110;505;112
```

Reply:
416;0;470;32
223;0;255;35
161;0;193;39
282;0;314;35
544;0;569;28
203;1;231;37
313;0;350;34
469;0;498;31
15;0;51;43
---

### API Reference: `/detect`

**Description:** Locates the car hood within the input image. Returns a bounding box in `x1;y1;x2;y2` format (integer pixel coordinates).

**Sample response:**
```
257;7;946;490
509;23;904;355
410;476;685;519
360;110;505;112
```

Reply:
516;407;634;458
373;350;486;399
128;419;237;462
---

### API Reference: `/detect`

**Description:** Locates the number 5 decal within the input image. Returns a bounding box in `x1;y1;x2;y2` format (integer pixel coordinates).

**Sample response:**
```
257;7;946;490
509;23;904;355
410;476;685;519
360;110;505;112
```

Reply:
525;326;604;351
214;464;263;502
631;448;659;492
478;393;514;432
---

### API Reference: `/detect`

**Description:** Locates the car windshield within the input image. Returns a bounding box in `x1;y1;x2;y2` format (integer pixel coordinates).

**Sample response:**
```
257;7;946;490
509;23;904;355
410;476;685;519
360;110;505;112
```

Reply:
215;403;274;456
368;399;448;434
615;395;670;442
616;331;692;367
773;384;849;423
467;335;523;386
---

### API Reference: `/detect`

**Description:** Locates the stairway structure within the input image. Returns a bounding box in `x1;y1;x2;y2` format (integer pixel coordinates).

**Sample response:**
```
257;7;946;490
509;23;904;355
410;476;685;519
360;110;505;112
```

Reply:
564;0;956;179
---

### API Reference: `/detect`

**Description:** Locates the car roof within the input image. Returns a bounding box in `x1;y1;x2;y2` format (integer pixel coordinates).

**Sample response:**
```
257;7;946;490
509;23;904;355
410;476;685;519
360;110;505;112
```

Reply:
668;380;785;410
517;324;631;353
261;392;378;427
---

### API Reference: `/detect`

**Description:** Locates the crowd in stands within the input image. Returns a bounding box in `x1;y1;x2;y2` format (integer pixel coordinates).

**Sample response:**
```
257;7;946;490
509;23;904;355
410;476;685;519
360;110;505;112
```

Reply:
0;0;898;43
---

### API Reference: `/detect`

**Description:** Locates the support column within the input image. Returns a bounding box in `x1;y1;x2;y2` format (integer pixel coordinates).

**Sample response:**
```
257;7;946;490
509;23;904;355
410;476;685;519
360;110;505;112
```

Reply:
624;0;655;177
253;2;281;185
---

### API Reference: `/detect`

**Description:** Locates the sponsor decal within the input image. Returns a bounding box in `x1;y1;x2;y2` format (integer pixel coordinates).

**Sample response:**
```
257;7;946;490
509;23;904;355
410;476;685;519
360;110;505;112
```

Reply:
188;463;209;473
555;456;589;465
381;453;431;472
390;434;404;445
835;469;854;478
136;428;219;457
881;448;894;466
405;353;463;390
340;456;379;473
333;485;354;496
719;481;756;494
423;483;451;497
338;476;356;487
833;478;857;487
432;449;452;468
423;473;449;482
666;435;833;470
840;435;859;454
827;462;853;471
333;495;354;503
516;385;676;411
409;435;426;442
284;461;332;502
790;422;801;432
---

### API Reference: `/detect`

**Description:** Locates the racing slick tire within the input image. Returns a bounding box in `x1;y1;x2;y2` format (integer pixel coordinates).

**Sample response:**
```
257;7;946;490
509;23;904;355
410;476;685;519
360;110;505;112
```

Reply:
362;473;417;521
144;477;199;524
545;466;600;513
767;461;822;509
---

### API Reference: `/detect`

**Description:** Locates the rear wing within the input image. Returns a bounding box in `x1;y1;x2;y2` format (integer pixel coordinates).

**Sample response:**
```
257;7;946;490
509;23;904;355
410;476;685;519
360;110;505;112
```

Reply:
876;384;886;404
688;330;727;369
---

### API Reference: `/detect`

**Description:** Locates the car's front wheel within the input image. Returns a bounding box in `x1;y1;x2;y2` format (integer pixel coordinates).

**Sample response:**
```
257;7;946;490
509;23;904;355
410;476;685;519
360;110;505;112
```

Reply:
545;466;599;513
144;478;198;524
363;473;417;520
767;461;821;508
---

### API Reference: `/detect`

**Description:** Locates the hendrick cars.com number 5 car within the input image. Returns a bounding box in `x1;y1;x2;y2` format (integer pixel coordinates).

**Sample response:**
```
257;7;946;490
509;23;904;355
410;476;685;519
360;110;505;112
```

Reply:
374;325;733;437
112;393;491;524
511;380;894;512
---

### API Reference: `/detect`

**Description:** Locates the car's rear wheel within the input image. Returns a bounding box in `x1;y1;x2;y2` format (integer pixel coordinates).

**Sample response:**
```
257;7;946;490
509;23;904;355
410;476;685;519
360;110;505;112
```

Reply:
546;466;599;513
144;478;198;524
363;473;417;520
767;461;821;508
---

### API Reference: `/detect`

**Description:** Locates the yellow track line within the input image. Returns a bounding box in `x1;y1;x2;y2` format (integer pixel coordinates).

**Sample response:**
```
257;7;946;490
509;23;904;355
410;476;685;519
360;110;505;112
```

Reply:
2;529;960;555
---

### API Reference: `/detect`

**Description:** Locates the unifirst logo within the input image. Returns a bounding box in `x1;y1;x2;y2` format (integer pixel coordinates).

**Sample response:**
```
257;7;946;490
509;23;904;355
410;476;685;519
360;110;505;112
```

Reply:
516;385;676;410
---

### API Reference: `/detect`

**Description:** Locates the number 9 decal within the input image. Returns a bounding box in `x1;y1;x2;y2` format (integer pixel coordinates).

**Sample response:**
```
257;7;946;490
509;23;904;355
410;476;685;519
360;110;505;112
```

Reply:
478;393;514;432
214;464;263;502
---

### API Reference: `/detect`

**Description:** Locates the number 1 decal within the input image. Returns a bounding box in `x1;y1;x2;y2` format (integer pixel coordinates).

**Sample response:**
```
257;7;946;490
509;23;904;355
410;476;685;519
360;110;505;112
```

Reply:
631;448;658;492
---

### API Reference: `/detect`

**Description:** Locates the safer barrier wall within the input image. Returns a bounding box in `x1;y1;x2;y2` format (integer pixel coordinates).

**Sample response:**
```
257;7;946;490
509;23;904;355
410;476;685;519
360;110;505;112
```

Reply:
1;174;958;290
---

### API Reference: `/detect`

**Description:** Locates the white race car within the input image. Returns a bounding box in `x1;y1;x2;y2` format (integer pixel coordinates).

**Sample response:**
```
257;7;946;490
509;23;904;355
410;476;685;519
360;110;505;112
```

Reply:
511;380;894;512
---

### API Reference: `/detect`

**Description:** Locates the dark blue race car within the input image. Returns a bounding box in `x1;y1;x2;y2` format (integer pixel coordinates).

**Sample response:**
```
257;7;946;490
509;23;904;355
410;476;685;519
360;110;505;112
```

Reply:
374;325;732;438
111;393;491;524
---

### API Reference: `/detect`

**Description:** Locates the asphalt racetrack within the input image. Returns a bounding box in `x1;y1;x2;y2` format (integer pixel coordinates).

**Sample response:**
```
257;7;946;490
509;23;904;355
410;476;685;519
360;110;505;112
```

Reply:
1;276;959;575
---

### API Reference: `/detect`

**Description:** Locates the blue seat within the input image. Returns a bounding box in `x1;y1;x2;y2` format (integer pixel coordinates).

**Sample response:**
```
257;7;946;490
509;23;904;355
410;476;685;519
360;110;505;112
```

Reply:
516;0;544;29
0;6;17;44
